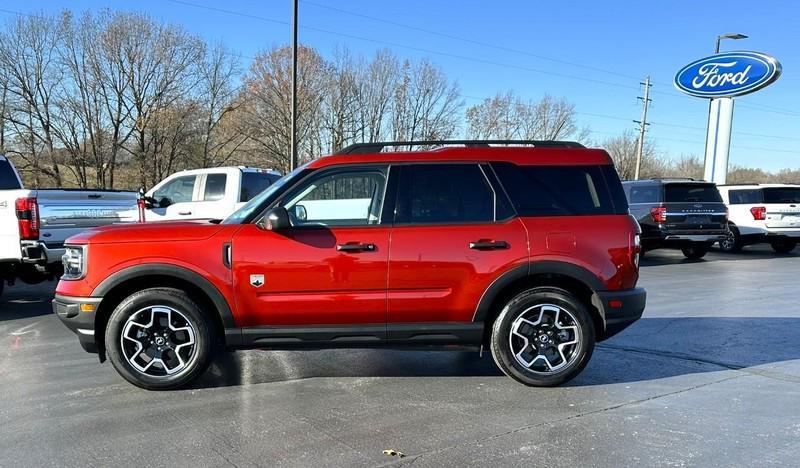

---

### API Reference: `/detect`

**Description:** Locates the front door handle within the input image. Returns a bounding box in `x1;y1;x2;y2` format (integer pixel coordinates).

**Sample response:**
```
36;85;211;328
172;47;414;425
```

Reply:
337;242;376;252
178;211;192;216
469;240;509;250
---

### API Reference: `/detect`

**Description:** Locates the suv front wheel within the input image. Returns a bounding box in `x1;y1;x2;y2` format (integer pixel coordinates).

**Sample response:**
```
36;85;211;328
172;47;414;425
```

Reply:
490;287;595;386
105;288;214;390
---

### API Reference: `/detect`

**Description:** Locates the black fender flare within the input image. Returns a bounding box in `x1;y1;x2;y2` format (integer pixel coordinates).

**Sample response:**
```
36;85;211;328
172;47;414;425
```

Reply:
92;263;236;328
472;261;605;322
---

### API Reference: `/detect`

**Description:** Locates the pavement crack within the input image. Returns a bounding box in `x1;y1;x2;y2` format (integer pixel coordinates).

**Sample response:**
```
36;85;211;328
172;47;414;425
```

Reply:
385;374;743;467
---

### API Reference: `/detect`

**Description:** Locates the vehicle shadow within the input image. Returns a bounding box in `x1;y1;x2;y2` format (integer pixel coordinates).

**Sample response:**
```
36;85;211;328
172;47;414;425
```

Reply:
640;245;799;266
0;283;54;322
192;316;800;389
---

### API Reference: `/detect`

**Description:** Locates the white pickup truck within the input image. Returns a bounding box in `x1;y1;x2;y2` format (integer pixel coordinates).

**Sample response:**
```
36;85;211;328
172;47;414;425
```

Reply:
717;183;800;253
0;155;139;297
142;166;282;221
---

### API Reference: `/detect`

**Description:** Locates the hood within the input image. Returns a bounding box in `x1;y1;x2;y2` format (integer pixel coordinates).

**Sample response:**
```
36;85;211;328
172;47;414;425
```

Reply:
66;220;226;245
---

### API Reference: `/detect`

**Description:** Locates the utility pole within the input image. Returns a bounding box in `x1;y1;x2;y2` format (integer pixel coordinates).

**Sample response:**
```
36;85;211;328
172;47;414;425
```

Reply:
290;0;299;171
633;76;651;180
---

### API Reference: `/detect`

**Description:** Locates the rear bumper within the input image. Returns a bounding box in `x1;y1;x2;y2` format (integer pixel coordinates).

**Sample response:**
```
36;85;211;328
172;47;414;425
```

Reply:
596;288;646;340
52;294;101;353
662;232;726;242
21;240;65;265
765;229;800;238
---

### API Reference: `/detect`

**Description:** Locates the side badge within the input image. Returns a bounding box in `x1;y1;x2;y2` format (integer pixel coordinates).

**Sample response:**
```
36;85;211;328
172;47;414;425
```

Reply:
250;274;265;288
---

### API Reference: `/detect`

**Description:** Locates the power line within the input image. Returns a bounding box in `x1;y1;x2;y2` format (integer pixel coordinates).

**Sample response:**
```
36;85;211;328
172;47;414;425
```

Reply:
300;0;645;82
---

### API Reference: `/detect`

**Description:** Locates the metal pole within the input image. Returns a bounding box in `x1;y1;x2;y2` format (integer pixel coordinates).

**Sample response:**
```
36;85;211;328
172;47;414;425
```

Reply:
634;76;651;180
290;0;299;172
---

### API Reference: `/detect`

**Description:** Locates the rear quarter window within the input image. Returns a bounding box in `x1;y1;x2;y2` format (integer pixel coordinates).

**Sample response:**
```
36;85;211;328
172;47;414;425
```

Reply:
629;185;661;204
240;172;275;202
492;163;626;216
0;158;22;189
728;189;763;204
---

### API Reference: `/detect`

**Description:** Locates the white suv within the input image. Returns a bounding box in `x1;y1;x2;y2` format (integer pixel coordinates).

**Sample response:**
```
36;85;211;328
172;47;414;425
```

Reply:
717;184;800;253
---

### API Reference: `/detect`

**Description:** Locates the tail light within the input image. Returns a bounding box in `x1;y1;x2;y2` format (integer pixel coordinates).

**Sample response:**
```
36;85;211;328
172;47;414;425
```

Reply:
630;232;642;268
650;206;667;223
137;198;146;223
15;197;40;240
750;206;766;221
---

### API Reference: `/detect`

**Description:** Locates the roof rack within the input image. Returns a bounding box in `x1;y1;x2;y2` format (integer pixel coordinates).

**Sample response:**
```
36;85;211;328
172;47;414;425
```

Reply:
648;177;697;181
335;139;585;155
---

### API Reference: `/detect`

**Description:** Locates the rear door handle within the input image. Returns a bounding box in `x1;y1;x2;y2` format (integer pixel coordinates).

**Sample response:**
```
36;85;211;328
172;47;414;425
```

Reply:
469;240;509;250
337;242;376;252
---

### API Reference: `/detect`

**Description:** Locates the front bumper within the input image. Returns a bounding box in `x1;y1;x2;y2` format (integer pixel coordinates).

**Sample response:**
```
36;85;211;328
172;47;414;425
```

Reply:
52;294;101;353
596;288;646;340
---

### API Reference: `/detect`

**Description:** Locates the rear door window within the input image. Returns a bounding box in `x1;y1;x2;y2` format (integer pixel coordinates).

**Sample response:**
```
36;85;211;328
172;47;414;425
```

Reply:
664;184;722;203
203;173;227;201
0;158;22;189
395;164;495;224
763;188;800;204
492;163;623;216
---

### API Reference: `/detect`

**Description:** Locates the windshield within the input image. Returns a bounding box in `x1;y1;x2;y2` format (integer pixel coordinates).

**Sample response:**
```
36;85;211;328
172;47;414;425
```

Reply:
763;187;800;204
222;164;309;224
664;184;722;203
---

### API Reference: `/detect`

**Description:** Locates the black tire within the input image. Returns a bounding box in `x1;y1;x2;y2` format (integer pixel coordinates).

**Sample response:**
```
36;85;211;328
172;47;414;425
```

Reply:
681;243;711;259
105;287;214;390
490;287;595;387
718;224;743;253
770;238;797;254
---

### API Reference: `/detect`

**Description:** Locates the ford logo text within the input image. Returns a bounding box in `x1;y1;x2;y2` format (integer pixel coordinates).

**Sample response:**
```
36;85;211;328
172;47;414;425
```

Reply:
674;51;781;98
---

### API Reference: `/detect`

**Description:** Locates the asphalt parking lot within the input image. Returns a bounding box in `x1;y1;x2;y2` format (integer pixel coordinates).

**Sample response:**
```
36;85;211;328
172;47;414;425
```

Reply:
1;245;799;467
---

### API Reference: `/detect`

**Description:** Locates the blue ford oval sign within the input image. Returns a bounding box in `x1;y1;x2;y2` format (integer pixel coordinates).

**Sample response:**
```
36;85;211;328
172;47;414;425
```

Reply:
674;51;781;98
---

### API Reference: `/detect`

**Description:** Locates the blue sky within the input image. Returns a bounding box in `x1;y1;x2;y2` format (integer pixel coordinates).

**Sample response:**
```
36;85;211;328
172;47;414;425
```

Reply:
5;0;799;170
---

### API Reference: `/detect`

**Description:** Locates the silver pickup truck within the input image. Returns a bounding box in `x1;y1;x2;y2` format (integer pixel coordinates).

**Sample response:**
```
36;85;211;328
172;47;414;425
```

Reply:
0;155;139;297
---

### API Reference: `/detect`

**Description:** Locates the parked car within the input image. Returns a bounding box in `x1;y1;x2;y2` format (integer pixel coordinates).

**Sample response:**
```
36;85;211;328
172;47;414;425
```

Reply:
716;184;800;253
0;155;139;298
142;167;282;222
53;140;646;390
623;178;728;259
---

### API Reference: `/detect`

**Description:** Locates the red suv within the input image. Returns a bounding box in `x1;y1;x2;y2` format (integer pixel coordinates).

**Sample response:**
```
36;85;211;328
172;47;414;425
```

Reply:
54;140;645;390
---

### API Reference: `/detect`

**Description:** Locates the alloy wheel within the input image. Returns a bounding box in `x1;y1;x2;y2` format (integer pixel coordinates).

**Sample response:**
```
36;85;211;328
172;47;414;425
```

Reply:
120;305;197;377
508;304;582;373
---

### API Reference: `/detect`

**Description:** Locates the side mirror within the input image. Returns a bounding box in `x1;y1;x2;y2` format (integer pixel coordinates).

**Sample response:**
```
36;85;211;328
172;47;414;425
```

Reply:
260;207;291;231
293;204;307;221
158;197;172;208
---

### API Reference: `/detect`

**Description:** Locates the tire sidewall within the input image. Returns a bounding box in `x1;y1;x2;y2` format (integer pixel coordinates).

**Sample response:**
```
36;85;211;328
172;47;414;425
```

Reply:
719;224;741;252
491;287;595;387
105;288;213;390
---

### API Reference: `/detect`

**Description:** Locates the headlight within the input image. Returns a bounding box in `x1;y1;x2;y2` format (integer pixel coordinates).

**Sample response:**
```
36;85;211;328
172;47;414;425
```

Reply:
61;245;87;280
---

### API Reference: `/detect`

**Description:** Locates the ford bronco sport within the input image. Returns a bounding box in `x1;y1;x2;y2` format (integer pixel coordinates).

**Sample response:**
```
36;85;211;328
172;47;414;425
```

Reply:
53;140;646;390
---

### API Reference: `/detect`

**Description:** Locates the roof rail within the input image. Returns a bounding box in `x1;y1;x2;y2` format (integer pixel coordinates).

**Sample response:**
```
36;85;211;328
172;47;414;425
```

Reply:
335;139;585;155
648;177;696;181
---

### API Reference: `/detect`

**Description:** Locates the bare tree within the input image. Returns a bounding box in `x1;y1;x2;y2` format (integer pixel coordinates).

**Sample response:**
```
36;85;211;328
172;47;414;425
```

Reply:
240;45;327;172
193;42;245;168
466;92;586;141
358;49;398;143
320;48;363;153
391;59;462;144
0;13;65;187
602;130;666;180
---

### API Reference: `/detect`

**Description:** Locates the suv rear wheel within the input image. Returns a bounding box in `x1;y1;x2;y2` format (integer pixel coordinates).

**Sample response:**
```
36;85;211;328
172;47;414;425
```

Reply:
719;224;743;253
490;287;594;386
770;238;797;254
105;288;213;390
681;242;711;259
